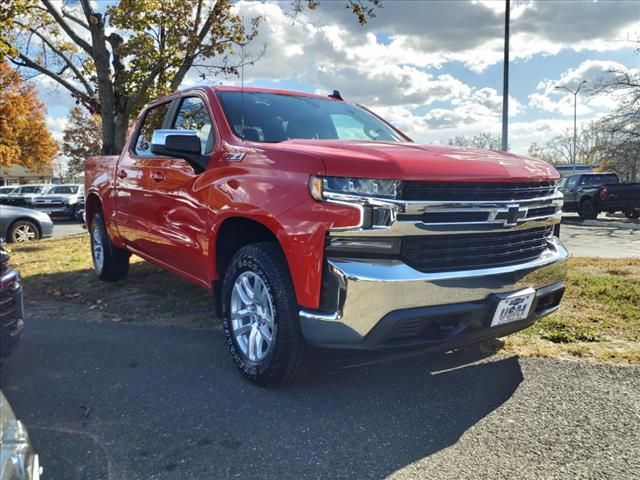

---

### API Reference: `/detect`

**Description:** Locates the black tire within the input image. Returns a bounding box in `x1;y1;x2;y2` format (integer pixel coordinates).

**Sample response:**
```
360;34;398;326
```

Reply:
578;198;598;220
222;243;307;386
90;213;130;281
8;220;40;243
624;209;639;219
71;204;81;222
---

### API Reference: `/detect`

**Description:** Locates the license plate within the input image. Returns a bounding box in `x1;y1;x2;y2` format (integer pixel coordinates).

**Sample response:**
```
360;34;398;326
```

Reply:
491;288;536;327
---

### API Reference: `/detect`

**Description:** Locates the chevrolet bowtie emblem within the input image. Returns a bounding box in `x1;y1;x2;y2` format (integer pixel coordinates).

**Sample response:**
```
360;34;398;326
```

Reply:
505;205;522;226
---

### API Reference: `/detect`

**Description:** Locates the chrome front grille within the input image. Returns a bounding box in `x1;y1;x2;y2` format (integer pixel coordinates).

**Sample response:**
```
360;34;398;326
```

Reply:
402;226;554;273
403;181;557;201
328;180;562;272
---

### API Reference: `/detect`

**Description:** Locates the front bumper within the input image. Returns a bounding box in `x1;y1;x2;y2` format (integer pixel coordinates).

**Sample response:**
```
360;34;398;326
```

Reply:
38;216;54;239
0;269;24;361
299;237;568;350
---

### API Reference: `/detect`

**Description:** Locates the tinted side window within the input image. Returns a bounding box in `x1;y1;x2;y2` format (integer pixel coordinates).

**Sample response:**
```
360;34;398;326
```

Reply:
567;176;579;189
134;102;172;156
172;97;214;153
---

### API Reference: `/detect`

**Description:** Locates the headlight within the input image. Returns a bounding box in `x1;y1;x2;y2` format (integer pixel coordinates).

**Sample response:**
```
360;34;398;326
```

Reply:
310;176;402;201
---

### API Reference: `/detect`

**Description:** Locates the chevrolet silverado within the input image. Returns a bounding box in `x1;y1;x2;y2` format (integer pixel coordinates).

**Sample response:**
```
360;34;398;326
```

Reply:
85;86;568;385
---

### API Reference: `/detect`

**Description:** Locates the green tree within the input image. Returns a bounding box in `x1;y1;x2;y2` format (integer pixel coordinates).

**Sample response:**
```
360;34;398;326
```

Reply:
62;106;102;178
1;0;378;156
1;0;259;155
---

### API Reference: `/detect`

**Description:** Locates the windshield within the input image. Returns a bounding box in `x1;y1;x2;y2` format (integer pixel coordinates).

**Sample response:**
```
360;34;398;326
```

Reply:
19;186;46;194
48;185;80;194
216;91;406;143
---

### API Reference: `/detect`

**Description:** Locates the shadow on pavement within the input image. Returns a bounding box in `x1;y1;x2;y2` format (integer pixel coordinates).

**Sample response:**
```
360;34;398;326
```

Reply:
1;317;523;480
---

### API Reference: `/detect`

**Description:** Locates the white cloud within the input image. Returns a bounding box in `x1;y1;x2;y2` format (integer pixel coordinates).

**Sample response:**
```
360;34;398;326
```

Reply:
528;60;638;115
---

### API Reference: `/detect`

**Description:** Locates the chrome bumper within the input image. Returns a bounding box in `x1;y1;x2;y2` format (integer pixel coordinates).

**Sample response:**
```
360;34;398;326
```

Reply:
299;237;568;348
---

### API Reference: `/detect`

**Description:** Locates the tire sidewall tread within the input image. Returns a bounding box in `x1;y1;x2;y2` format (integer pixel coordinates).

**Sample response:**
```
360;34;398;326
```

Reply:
222;242;307;387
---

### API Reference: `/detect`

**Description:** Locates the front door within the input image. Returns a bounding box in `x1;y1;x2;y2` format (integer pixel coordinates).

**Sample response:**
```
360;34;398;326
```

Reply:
115;100;173;254
140;95;216;282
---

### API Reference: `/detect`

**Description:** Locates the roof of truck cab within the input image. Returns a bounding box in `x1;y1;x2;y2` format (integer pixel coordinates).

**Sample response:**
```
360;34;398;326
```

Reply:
143;85;342;110
211;85;340;100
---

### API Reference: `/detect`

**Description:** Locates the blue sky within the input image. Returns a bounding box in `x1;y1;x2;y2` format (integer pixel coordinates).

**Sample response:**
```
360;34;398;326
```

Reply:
38;0;640;156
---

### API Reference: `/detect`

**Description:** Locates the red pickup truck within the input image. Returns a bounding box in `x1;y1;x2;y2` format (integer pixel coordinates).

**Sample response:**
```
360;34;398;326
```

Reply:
85;86;568;385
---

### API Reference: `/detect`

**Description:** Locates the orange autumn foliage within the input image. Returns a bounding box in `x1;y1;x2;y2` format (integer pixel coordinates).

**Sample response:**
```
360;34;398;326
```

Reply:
0;62;58;168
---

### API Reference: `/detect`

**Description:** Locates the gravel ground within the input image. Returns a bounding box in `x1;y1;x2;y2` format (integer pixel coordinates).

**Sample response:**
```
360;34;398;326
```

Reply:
2;316;638;480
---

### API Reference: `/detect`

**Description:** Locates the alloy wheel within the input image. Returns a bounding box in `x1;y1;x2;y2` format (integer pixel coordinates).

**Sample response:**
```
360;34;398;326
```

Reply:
230;271;276;362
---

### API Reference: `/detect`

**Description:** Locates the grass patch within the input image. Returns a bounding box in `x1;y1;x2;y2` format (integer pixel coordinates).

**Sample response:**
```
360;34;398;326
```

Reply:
7;235;640;364
6;234;213;328
503;257;640;364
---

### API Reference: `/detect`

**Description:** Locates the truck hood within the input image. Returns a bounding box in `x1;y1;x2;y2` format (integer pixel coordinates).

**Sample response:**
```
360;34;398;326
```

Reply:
273;140;559;182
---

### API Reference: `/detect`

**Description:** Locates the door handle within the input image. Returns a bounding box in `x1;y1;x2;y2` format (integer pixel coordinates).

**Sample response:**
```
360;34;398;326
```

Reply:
151;172;165;182
117;170;127;179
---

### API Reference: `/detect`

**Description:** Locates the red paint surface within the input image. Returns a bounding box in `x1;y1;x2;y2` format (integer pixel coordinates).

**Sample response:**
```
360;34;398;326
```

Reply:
86;86;560;309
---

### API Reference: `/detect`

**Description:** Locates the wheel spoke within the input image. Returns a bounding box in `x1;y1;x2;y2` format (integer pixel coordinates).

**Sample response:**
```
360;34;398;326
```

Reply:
255;328;264;359
241;276;255;301
233;322;252;336
234;282;253;306
231;308;251;320
248;324;258;361
258;324;272;343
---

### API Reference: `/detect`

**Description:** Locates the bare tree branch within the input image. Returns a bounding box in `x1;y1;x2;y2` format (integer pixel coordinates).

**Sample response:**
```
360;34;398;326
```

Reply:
41;0;93;55
15;21;95;95
10;53;95;110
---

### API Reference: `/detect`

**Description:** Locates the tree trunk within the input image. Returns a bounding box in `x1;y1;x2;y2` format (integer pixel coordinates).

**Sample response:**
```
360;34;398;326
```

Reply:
113;107;130;154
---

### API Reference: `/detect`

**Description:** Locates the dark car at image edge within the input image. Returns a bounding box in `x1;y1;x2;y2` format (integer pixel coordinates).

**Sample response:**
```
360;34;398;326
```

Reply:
559;172;640;220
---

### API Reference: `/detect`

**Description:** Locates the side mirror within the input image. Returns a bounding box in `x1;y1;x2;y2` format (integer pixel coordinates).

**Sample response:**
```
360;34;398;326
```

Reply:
150;130;207;172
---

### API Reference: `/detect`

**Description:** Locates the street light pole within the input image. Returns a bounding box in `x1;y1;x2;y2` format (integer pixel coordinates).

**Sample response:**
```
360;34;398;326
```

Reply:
555;80;587;174
501;0;510;152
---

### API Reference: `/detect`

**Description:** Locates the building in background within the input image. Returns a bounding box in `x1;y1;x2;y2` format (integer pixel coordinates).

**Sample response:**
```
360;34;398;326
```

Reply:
0;165;53;185
555;164;597;176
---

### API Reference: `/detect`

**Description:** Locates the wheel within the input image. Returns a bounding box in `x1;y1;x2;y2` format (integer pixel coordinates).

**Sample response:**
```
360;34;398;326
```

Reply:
8;220;40;243
222;243;307;386
624;209;639;219
71;204;82;221
90;213;130;281
578;199;597;220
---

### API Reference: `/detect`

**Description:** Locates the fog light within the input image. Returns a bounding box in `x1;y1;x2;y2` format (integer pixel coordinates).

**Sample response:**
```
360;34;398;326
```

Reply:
327;237;401;257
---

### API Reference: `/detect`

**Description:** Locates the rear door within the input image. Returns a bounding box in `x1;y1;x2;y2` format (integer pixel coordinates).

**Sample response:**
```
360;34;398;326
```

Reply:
139;94;217;282
114;100;174;254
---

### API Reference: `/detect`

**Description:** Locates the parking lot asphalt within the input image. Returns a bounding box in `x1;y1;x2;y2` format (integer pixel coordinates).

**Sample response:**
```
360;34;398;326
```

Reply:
560;223;639;258
51;219;85;238
2;317;639;480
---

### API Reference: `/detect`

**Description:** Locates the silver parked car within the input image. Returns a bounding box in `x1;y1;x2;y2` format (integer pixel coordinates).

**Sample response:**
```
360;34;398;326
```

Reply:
31;184;85;221
0;185;52;209
0;187;17;201
0;206;53;243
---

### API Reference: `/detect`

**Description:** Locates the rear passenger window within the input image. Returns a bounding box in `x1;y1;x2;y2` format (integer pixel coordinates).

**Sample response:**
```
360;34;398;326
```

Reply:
172;97;214;153
134;102;172;156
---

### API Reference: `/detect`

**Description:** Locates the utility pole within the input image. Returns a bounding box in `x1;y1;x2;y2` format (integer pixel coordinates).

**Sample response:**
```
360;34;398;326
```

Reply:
501;0;510;152
555;80;587;174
